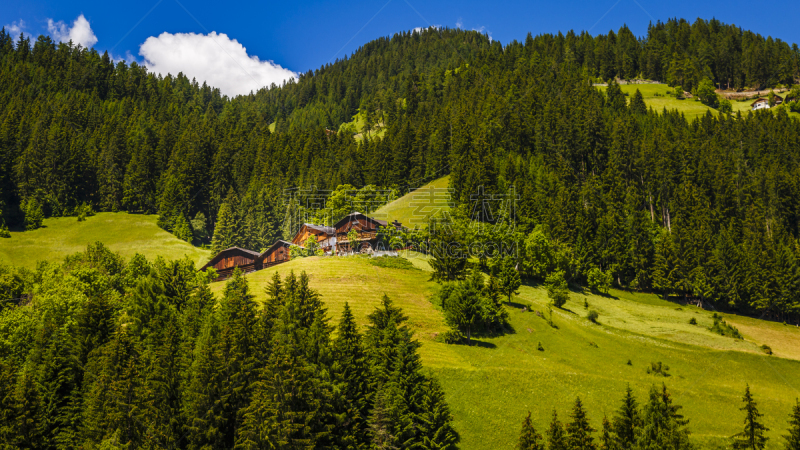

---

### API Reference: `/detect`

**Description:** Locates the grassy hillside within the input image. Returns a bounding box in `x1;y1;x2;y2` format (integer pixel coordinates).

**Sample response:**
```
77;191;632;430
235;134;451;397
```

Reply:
373;176;452;229
596;83;800;120
0;212;211;268
213;255;800;450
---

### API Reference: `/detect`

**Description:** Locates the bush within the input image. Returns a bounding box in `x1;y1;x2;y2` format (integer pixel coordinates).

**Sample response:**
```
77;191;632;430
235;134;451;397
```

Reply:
689;317;697;325
626;359;632;366
370;256;417;270
760;344;772;355
697;78;718;107
0;223;9;238
587;310;599;323
545;270;569;308
438;330;463;344
646;361;670;377
537;342;544;351
719;98;732;113
710;313;743;339
24;198;44;231
587;267;612;293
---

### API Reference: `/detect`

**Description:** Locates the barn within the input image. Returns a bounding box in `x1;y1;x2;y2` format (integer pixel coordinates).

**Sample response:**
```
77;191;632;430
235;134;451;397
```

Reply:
292;223;336;252
261;240;293;268
334;212;390;253
199;247;263;281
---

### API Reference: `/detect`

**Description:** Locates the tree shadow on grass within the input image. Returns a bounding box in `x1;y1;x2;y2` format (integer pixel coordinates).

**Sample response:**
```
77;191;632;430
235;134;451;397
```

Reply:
451;339;497;349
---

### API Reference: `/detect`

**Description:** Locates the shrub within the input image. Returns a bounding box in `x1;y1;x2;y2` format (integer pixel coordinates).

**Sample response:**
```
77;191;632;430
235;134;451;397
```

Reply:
689;317;697;325
0;223;9;238
587;310;599;323
719;98;732;113
369;256;417;270
587;267;612;294
545;270;569;308
626;359;632;366
760;345;772;355
24;198;44;231
438;330;464;344
710;313;743;339
537;342;544;351
646;361;670;377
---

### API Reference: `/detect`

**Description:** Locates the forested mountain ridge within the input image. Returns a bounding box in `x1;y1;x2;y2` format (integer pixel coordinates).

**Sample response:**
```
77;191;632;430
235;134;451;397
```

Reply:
1;19;800;320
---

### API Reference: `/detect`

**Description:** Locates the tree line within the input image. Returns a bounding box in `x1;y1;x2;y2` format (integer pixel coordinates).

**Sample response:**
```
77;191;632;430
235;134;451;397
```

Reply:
515;384;800;450
0;244;458;449
1;21;800;321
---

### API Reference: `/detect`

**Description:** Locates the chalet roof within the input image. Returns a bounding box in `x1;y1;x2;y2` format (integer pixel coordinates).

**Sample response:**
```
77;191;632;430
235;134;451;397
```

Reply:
302;223;335;235
260;240;292;257
751;97;768;106
333;212;388;230
200;246;261;270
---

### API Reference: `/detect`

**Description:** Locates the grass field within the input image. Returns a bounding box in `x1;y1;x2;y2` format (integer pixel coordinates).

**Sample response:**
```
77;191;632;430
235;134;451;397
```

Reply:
213;254;800;450
596;83;800;121
0;212;211;268
372;176;452;229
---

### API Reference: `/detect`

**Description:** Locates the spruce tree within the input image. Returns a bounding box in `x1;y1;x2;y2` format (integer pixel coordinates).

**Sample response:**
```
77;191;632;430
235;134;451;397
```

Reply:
499;257;522;303
211;200;238;253
600;416;614;450
629;89;647;115
418;379;459;450
566;397;596;450
785;399;800;450
518;411;545;450
547;410;568;450
732;385;769;450
612;384;640;448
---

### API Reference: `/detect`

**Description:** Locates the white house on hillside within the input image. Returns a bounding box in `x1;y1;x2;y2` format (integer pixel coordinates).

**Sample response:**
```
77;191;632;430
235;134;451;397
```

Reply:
751;94;783;111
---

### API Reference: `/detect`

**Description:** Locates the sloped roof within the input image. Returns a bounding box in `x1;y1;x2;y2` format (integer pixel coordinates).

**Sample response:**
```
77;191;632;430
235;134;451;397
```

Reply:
260;240;292;258
302;223;335;235
200;246;261;271
333;212;388;230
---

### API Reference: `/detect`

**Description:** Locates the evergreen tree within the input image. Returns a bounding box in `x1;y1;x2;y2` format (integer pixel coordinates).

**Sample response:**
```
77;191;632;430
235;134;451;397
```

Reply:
629;89;647;115
499;257;522;303
211;199;239;253
566;397;596;450
518;411;545;450
547;410;569;450
612;384;640;449
732;385;769;450
785;399;800;450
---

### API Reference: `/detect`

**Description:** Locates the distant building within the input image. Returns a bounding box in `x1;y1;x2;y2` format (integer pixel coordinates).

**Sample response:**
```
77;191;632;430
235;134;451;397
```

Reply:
751;94;783;111
199;247;263;281
200;213;402;279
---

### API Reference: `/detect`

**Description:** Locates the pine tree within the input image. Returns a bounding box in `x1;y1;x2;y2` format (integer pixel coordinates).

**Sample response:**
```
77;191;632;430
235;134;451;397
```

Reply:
211;200;239;253
518;411;545;450
612;384;640;449
24;198;44;230
600;416;614;450
547;410;568;450
332;302;370;448
566;397;596;450
732;385;769;450
629;89;647;115
636;384;692;450
499;257;522;303
785;399;800;450
418;379;459;450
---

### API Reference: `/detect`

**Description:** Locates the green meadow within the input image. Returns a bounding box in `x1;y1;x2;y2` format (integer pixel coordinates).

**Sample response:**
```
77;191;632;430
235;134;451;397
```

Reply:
212;254;800;450
0;212;211;269
596;83;800;121
373;175;452;228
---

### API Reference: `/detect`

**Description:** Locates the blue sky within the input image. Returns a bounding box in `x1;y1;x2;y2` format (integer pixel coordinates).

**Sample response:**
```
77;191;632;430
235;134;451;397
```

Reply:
3;0;799;96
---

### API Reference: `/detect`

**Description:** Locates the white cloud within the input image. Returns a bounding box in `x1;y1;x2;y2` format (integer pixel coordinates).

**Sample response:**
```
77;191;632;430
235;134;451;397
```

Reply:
456;18;463;29
413;25;441;34
473;26;493;42
47;14;97;48
5;20;25;36
139;31;296;97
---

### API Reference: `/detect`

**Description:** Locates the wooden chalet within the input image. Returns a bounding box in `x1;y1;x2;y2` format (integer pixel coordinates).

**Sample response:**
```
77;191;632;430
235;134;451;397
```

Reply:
292;223;336;251
334;212;393;253
200;247;263;281
261;240;292;268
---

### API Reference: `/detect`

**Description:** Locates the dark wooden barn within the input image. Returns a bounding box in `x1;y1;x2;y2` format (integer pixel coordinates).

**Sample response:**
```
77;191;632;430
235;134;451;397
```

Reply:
200;247;262;281
261;240;293;268
334;212;390;252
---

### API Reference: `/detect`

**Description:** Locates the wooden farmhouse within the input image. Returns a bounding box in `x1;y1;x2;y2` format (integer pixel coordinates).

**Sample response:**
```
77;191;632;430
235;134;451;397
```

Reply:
200;247;263;281
199;213;404;280
751;94;783;111
292;223;336;252
261;240;293;268
334;212;389;252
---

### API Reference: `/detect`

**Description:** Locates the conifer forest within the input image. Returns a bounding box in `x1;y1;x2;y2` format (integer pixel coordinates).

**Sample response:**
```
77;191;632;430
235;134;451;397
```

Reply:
1;15;800;449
